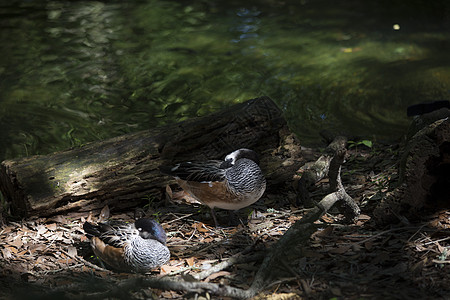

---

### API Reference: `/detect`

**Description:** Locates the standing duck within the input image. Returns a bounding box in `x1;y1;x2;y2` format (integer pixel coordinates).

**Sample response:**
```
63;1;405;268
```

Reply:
159;148;266;226
83;218;170;273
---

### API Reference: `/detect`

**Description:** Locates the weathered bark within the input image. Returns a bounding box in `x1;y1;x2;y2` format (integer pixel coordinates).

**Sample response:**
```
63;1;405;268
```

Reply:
294;135;360;223
295;155;331;207
374;115;450;224
0;97;304;217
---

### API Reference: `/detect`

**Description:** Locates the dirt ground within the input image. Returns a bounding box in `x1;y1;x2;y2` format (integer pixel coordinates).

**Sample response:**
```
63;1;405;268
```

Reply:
1;143;449;299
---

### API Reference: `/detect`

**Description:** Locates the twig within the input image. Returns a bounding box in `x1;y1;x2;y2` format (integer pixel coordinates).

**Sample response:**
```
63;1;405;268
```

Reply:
407;224;428;242
166;213;195;224
58;248;111;273
264;277;298;290
37;263;85;275
193;251;265;281
76;255;112;273
265;208;311;221
165;265;200;276
187;225;197;242
423;236;450;246
432;260;450;264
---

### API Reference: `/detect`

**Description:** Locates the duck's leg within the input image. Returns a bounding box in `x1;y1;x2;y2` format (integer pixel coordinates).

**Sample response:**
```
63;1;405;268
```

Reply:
210;207;219;227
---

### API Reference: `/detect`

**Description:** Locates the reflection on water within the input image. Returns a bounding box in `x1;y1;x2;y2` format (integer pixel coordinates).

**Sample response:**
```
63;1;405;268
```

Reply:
0;0;449;160
232;7;261;43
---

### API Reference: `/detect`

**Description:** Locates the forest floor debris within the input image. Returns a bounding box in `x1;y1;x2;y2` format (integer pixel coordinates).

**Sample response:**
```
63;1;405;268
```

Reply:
1;143;449;299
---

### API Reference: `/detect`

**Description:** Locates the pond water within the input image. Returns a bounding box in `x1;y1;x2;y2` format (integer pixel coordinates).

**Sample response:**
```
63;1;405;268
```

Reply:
1;0;449;160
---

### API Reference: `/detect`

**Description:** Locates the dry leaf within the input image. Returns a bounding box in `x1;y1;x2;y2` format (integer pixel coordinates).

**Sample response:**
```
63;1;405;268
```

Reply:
165;185;173;199
10;237;23;249
328;246;350;254
160;265;181;275
410;259;425;275
61;238;72;244
81;266;90;272
429;219;441;227
351;243;362;251
1;247;12;259
192;223;209;233
258;293;301;300
358;214;371;220
28;244;46;254
8;246;18;254
436;242;446;254
57;258;75;265
46;223;57;231
86;212;93;223
364;241;374;251
186;257;195;267
99;205;110;222
97;271;112;278
203;237;214;243
216;247;226;256
36;256;46;264
1;226;13;234
161;291;179;299
321;215;335;223
46;215;66;224
315;226;334;237
67;246;77;257
36;225;48;235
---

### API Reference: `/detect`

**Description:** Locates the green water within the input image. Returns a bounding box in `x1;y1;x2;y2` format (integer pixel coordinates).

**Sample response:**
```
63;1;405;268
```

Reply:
1;0;449;160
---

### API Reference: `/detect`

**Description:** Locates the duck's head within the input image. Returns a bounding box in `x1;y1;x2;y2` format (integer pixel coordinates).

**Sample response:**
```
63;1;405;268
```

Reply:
135;218;167;245
223;148;260;166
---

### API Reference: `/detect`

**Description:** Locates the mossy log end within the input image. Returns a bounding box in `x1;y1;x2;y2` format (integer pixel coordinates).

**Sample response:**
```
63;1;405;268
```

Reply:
374;116;450;224
0;97;304;217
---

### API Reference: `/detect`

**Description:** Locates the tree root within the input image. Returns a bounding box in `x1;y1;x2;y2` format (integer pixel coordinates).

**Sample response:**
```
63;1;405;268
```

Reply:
246;135;360;298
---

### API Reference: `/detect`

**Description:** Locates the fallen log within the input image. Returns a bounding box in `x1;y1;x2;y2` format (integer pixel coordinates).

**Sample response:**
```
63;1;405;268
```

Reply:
0;96;304;217
374;110;450;224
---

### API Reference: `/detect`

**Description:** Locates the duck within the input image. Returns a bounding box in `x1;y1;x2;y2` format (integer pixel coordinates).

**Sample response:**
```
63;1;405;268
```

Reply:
159;148;266;226
83;218;170;273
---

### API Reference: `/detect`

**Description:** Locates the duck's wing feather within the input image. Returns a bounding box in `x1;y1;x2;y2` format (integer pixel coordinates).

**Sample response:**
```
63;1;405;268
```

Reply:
91;236;129;271
84;220;137;248
160;160;226;182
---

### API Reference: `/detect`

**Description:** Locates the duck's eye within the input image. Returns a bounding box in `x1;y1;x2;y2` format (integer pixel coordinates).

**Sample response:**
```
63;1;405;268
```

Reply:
138;228;142;231
220;159;233;168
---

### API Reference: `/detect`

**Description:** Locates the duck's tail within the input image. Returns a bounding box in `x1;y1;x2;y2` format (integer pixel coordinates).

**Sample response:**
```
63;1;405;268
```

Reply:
83;222;102;238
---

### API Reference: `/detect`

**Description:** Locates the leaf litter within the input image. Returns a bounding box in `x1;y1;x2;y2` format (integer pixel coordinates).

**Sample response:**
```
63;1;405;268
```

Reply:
0;143;449;299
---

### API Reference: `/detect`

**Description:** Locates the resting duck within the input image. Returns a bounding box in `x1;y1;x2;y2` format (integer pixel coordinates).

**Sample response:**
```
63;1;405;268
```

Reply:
159;148;266;226
83;218;170;273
